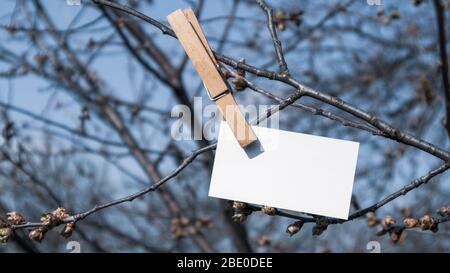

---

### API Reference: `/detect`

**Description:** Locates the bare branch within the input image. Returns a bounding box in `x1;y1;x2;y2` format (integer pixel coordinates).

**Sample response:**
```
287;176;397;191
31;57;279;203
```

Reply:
256;0;289;75
433;0;450;138
90;0;449;161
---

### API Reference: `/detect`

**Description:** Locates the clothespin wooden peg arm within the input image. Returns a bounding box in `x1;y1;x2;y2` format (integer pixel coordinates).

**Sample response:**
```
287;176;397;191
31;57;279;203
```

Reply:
167;8;257;147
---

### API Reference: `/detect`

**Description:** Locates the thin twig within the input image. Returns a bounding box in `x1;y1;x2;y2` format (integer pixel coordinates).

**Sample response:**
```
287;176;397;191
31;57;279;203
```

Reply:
256;0;289;75
224;67;384;136
90;0;449;161
10;85;307;231
348;162;450;221
433;0;450;138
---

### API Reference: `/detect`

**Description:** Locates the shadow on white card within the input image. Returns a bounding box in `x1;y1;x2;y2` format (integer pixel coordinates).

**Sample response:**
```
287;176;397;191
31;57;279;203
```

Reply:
209;121;359;219
242;138;265;159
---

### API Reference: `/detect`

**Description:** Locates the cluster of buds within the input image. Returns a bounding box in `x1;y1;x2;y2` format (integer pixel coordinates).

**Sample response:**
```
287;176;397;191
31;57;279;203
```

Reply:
60;222;75;238
28;226;47;242
401;214;440;233
2;208;76;244
1;211;27;244
261;206;277;216
375;215;393;236
286;220;304;237
231;76;247;91
273;10;303;31
366;212;379;227
312;218;328;236
230;58;248;91
419;215;439;233
437;206;450;217
389;226;404;243
29;207;70;242
381;215;395;230
403;218;419;229
376;215;404;243
171;216;190;239
376;211;445;243
7;211;25;225
231;201;252;222
0;223;12;244
52;207;68;222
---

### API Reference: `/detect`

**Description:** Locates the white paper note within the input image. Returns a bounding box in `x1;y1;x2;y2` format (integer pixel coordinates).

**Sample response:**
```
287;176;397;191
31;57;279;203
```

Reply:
209;121;359;219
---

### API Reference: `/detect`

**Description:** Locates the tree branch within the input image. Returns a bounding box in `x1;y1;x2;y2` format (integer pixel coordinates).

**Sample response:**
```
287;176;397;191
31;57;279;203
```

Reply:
433;0;450;138
90;0;449;161
256;0;289;75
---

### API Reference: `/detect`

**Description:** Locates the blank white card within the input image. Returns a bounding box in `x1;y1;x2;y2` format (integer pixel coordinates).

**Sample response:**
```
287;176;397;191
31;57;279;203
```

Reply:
209;121;359;219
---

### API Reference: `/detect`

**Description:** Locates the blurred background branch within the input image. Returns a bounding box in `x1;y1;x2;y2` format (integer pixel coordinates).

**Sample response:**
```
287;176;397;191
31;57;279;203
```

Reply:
0;0;449;252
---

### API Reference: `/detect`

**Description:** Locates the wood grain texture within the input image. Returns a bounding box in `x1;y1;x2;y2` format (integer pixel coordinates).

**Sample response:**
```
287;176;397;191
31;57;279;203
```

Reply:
216;93;257;147
167;9;226;98
167;9;256;147
182;8;216;64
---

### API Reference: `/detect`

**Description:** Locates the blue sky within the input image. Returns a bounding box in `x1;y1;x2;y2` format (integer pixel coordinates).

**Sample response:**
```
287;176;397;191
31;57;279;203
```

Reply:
0;0;448;252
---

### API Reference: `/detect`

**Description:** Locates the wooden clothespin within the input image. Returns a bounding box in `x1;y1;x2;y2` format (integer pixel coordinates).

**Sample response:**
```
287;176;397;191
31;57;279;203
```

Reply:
167;8;257;148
